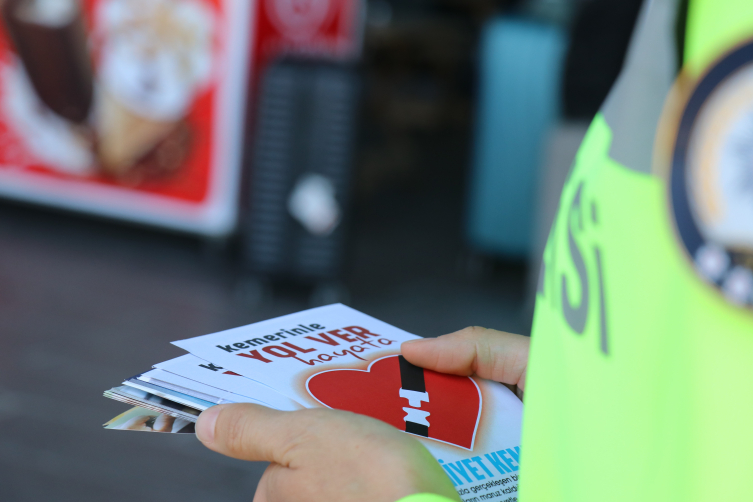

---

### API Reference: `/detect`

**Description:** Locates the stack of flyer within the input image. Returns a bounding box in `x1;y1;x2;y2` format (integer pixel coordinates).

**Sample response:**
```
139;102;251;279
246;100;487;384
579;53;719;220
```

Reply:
103;304;523;501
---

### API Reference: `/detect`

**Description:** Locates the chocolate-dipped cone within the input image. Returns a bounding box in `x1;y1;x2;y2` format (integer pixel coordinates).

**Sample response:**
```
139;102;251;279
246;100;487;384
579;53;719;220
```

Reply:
1;0;93;124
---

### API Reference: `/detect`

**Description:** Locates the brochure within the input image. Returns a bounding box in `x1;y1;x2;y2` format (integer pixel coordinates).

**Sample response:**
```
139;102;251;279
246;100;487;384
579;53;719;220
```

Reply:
103;304;522;501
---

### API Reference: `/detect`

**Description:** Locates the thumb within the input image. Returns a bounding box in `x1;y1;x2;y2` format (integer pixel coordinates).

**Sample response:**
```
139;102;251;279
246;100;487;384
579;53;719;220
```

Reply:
196;403;298;464
401;327;529;389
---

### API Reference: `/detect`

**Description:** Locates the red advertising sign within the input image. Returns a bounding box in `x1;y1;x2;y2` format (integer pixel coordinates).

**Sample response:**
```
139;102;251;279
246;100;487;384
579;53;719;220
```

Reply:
0;0;360;237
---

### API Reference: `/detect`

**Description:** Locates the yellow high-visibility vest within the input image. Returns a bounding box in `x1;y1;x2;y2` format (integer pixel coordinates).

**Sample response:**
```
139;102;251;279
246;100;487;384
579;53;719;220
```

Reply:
521;0;753;500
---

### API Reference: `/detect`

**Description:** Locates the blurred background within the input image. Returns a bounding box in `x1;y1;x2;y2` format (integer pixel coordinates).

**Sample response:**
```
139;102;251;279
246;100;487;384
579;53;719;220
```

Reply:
0;0;642;499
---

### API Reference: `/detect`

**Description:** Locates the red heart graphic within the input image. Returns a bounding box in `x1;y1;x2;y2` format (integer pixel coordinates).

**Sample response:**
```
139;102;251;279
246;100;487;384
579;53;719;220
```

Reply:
306;355;482;449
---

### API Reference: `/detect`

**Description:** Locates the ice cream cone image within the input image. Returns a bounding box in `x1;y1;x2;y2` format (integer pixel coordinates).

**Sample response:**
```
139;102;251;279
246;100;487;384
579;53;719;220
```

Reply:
96;90;178;176
92;0;216;178
1;0;94;124
0;0;96;175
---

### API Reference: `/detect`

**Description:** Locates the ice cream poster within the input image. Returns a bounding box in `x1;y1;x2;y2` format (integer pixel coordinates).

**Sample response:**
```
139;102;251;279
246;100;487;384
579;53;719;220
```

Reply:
0;0;251;235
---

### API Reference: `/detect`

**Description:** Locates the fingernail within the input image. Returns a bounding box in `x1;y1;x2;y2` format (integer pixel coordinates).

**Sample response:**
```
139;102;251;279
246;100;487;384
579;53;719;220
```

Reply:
196;405;224;444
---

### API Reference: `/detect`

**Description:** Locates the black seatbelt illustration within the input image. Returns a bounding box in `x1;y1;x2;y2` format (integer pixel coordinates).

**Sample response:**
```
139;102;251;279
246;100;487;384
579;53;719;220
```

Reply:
398;356;430;437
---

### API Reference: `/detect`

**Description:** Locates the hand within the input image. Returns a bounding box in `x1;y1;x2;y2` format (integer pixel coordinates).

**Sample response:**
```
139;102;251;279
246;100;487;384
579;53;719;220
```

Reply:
401;327;529;397
196;404;460;502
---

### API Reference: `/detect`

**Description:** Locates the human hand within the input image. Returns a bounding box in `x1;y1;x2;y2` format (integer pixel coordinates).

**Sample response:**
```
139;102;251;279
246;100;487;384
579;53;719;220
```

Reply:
401;327;529;397
196;404;460;502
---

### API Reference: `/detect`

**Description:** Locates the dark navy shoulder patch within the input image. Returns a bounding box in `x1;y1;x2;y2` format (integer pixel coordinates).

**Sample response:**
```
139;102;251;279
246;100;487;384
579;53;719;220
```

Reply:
664;39;753;309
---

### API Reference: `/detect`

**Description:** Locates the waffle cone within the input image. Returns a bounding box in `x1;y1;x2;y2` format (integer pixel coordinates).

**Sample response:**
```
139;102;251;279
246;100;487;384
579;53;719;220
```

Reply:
96;92;177;176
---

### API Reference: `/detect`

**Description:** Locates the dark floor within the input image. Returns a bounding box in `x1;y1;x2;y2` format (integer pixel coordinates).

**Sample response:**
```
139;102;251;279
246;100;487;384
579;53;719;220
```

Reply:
0;134;530;501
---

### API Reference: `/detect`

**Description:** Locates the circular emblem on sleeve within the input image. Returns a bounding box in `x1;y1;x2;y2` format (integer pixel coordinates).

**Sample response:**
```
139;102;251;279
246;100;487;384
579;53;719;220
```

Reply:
668;40;753;309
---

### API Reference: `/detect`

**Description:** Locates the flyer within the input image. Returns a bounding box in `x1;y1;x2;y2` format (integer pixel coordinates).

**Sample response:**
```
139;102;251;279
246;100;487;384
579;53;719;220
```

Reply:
172;304;523;501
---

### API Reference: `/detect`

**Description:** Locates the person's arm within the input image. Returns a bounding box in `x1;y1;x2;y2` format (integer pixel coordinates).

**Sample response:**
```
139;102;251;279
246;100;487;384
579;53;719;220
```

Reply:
195;404;460;502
